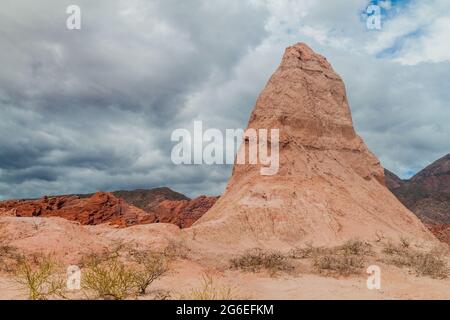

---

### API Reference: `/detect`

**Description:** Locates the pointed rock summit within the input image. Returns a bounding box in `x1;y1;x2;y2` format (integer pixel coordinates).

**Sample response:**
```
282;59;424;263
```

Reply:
192;43;434;248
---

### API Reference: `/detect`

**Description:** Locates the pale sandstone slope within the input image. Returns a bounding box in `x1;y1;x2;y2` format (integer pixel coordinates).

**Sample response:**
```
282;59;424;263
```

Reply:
191;43;434;249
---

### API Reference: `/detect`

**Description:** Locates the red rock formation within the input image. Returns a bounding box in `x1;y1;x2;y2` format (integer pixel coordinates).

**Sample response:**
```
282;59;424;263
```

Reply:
154;196;219;228
0;191;217;229
191;43;435;249
0;192;153;227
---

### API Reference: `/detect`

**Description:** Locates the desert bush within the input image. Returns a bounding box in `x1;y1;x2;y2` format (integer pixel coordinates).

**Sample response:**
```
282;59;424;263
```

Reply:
291;240;372;276
82;248;170;300
339;240;374;256
289;243;324;259
130;250;169;295
414;252;448;278
313;253;364;276
82;255;136;300
382;243;448;279
230;249;293;275
181;275;239;300
14;254;66;300
291;240;372;260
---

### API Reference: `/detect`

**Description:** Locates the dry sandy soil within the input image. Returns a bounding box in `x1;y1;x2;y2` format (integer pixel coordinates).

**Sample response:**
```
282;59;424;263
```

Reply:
0;216;449;300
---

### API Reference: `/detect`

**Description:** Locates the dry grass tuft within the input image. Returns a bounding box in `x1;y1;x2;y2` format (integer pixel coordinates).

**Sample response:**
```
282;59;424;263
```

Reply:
230;249;293;276
291;240;373;277
180;275;240;300
382;242;448;279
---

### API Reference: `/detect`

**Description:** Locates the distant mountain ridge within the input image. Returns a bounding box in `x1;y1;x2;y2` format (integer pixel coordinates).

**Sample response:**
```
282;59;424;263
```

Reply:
385;154;450;245
385;154;450;225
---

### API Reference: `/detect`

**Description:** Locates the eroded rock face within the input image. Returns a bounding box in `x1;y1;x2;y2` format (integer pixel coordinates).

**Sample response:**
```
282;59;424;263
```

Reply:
192;43;434;248
155;196;219;228
0;190;218;229
0;192;154;227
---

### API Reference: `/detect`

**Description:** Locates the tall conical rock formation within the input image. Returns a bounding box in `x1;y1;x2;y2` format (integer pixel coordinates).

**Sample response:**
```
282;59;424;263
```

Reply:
191;43;434;249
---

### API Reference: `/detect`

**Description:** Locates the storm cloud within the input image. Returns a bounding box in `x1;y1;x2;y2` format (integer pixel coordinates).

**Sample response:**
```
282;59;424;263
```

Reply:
1;0;449;200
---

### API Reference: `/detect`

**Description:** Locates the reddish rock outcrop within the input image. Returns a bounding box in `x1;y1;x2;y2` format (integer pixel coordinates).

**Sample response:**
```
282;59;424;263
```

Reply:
0;190;217;229
191;43;435;249
154;196;219;228
0;192;153;227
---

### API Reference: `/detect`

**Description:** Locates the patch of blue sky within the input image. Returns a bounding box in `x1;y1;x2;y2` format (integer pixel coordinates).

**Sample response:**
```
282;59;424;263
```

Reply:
402;169;417;179
376;28;423;58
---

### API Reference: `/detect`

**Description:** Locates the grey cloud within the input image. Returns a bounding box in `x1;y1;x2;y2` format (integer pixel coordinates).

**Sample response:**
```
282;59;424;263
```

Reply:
1;0;449;201
0;0;268;199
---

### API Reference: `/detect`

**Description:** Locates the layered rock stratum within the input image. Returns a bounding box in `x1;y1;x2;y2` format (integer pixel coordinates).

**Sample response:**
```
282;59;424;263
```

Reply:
191;43;435;248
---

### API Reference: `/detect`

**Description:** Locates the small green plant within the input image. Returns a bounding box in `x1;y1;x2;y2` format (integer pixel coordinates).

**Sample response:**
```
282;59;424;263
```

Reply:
14;254;66;300
181;275;239;300
230;249;293;276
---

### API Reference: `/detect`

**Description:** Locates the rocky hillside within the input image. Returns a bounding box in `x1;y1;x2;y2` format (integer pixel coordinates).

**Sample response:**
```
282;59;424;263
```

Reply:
0;192;153;227
111;187;189;213
386;154;450;224
0;188;217;229
385;154;450;244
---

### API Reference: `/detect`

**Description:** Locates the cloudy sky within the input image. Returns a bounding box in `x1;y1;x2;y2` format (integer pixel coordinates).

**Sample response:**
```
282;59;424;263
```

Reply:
1;0;449;200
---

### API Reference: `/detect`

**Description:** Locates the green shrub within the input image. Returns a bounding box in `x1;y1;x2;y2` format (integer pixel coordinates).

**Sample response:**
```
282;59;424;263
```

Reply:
14;254;65;300
82;255;136;300
82;248;170;299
